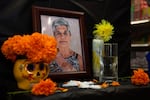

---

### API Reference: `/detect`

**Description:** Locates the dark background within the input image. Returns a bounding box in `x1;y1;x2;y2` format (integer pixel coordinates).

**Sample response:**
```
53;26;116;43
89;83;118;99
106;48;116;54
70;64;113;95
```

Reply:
0;0;130;99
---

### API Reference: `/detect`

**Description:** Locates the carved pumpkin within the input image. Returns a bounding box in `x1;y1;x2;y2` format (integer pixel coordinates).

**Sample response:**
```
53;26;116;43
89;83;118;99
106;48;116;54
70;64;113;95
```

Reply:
13;59;49;90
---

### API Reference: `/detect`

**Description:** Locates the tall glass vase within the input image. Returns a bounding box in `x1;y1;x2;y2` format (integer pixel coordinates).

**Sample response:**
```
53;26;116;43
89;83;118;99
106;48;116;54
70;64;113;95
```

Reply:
92;39;104;80
100;43;118;83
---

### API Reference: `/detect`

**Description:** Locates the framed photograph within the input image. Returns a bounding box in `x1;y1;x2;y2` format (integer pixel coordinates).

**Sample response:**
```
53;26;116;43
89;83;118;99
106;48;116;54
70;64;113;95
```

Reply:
130;51;149;71
32;6;92;81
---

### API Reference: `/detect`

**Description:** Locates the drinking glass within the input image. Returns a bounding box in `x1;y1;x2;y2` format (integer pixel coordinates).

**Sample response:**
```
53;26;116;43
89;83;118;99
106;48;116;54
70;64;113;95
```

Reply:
99;43;118;83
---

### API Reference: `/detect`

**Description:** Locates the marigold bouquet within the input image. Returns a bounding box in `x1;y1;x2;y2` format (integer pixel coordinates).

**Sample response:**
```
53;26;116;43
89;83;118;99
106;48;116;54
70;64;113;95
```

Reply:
93;19;114;42
1;32;57;63
31;78;57;96
131;68;150;85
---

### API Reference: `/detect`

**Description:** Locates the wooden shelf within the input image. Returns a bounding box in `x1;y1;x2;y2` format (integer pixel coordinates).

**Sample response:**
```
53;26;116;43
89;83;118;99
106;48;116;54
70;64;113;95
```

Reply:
131;43;150;47
131;19;150;25
131;43;150;51
131;21;150;48
131;21;150;34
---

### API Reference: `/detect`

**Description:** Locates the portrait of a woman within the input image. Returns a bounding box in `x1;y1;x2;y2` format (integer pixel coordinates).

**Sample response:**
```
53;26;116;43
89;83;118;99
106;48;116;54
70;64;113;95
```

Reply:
49;18;84;72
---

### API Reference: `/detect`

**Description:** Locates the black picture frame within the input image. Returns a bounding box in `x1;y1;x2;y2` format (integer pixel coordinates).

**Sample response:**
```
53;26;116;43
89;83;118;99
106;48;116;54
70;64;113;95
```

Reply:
32;5;92;81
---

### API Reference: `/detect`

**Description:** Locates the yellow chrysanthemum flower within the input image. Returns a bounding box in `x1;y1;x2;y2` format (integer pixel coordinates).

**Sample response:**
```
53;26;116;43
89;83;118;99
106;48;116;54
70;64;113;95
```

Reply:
93;19;114;42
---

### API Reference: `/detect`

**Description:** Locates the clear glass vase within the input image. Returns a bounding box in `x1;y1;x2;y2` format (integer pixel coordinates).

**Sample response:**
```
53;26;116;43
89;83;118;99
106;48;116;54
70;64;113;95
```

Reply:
100;43;118;83
93;40;118;83
92;39;104;80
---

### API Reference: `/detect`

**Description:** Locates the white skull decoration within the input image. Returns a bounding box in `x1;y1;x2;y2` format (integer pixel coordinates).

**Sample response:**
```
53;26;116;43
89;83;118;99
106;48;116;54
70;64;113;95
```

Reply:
13;59;50;90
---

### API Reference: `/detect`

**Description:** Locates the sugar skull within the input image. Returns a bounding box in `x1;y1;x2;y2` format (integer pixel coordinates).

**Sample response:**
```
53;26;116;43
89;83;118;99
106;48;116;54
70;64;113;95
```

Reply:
13;59;50;90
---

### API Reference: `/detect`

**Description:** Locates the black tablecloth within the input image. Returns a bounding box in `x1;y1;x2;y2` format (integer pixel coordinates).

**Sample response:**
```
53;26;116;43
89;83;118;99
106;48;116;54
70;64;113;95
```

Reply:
8;79;150;100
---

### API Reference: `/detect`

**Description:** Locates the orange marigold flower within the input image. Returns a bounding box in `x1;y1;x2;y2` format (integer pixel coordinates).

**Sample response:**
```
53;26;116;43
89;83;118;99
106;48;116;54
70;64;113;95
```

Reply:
26;32;57;63
131;68;150;85
1;35;27;61
1;32;57;63
31;78;57;96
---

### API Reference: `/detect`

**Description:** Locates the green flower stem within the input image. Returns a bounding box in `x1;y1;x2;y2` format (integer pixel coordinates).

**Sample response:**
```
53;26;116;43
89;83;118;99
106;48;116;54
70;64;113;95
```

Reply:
7;90;31;95
119;76;131;79
118;76;131;81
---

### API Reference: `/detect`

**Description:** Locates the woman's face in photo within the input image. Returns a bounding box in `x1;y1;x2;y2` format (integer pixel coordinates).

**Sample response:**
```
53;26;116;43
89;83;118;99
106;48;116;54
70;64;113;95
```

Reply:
54;25;71;48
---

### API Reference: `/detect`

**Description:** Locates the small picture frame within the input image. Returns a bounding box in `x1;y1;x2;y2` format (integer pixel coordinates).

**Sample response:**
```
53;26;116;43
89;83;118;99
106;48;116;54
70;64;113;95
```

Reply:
130;51;149;71
32;5;92;81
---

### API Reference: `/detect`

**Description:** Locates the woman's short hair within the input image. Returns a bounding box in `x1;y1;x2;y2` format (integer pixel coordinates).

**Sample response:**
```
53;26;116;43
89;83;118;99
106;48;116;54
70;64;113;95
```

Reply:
52;18;71;34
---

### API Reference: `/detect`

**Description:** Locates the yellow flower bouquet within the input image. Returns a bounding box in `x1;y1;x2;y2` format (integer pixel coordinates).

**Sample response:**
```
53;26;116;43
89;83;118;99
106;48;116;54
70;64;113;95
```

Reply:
93;19;114;42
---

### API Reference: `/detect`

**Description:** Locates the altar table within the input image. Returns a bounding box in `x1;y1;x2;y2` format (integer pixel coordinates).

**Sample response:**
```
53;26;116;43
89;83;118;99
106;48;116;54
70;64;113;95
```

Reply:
8;79;150;100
